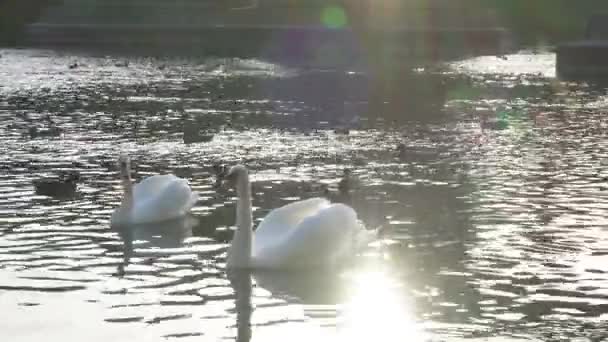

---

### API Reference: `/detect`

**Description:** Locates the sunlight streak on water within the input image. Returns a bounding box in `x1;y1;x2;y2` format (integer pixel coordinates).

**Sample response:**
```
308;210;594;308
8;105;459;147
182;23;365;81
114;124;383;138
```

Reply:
449;52;556;78
339;270;426;342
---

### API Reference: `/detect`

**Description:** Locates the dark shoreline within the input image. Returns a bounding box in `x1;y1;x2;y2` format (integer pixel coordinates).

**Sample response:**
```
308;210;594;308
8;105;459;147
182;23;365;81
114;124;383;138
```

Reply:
21;23;509;66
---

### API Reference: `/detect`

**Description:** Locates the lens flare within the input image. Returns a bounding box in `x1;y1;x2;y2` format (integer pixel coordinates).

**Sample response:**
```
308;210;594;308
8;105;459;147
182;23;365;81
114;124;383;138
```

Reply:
321;6;347;29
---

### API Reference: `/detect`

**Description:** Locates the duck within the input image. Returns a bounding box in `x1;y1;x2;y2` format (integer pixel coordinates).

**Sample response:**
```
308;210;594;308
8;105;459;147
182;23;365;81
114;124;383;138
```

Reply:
110;154;198;226
322;169;355;204
34;171;80;199
27;115;62;138
222;165;375;269
338;169;353;195
334;127;350;135
28;126;62;139
182;119;215;144
396;143;438;162
183;129;214;144
212;163;227;188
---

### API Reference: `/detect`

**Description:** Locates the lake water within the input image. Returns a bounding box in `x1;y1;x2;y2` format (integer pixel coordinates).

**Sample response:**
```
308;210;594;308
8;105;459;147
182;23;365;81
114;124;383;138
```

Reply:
1;48;607;342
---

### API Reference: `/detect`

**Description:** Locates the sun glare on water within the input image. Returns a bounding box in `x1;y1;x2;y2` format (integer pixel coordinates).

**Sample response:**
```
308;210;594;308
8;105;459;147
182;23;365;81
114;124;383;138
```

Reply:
338;270;426;342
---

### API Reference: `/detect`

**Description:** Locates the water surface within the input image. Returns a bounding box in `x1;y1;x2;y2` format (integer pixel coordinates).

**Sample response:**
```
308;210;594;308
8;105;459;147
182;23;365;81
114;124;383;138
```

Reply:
1;48;607;341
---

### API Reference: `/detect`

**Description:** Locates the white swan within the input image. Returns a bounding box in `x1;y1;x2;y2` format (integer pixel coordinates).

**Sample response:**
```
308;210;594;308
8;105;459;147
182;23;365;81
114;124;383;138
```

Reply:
111;155;198;226
223;165;373;269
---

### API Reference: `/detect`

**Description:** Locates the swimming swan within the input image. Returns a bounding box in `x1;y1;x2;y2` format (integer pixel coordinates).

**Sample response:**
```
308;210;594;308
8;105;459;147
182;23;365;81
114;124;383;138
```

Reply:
223;165;373;269
111;155;198;226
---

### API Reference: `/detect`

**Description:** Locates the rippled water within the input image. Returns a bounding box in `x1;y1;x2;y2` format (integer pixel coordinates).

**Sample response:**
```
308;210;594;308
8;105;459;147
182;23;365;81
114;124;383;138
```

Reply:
1;48;608;341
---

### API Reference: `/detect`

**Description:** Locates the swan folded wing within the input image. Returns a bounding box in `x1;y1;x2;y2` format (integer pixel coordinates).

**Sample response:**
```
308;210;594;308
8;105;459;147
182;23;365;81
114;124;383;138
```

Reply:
132;178;197;223
254;197;331;248
133;174;180;200
156;179;198;216
254;203;359;268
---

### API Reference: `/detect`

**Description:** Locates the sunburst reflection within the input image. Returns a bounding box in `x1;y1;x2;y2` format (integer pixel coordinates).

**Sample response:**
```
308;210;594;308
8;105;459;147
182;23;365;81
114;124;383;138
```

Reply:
338;268;426;342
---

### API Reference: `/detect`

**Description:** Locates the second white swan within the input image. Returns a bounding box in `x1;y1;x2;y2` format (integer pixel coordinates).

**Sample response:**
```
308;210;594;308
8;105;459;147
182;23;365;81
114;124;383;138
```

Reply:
223;165;371;269
111;155;198;226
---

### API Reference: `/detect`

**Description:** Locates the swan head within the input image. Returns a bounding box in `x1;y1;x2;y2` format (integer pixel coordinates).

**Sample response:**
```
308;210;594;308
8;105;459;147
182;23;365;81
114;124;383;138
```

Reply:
223;164;249;192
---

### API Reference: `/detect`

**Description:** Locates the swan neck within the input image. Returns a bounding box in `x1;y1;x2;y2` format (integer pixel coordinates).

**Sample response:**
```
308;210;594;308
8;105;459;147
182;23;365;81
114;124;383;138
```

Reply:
121;170;133;208
236;183;252;232
228;176;253;268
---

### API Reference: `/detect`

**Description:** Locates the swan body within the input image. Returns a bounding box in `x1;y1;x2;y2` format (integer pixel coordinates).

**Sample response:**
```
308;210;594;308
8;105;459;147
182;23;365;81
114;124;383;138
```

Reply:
224;165;370;269
111;155;198;226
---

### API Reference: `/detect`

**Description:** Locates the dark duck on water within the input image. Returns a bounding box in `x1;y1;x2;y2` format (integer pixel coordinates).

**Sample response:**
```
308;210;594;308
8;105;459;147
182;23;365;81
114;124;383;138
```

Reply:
33;171;81;199
27;115;62;138
183;120;214;144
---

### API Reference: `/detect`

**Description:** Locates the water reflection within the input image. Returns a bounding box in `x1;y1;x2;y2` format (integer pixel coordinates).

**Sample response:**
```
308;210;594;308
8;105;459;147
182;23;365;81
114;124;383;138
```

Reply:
249;260;425;342
253;269;345;304
113;216;198;276
228;270;253;342
340;270;426;342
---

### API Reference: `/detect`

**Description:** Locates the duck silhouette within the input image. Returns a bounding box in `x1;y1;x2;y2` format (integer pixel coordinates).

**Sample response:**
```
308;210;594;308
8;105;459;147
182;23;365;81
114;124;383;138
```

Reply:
321;169;355;204
396;143;437;162
27;116;62;138
213;163;227;188
34;171;80;199
28;126;62;138
183;120;214;144
338;169;353;195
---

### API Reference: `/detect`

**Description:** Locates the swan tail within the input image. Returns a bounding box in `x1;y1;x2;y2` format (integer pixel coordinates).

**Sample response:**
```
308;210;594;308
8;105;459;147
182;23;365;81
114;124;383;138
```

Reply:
161;179;197;215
